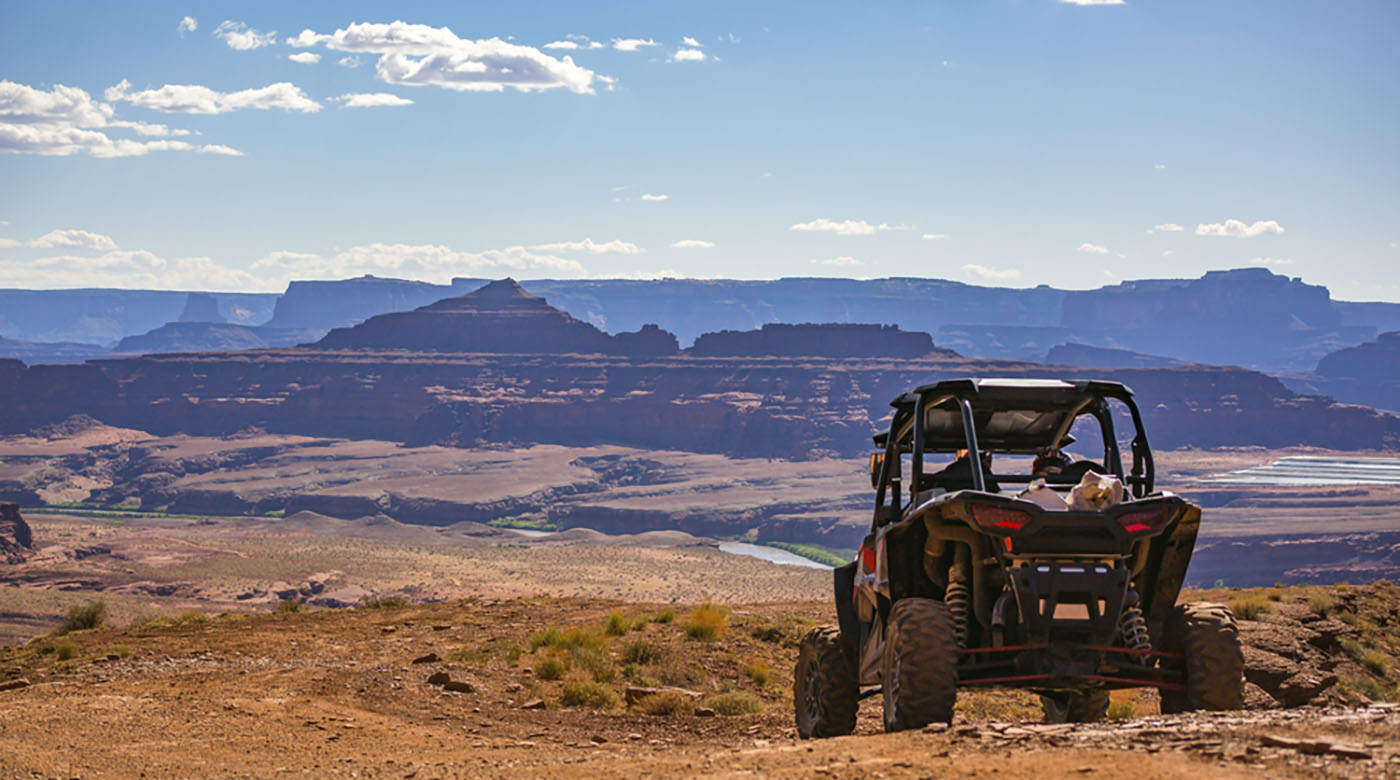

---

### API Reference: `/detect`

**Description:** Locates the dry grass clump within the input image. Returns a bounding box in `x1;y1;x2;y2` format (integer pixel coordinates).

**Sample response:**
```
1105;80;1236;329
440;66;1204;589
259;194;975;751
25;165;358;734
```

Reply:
954;689;1042;721
652;608;676;624
1229;594;1272;621
744;658;771;687
59;600;106;634
559;680;619;709
275;599;302;614
534;651;568;681
1309;592;1337;616
621;638;665;665
637;690;691;716
54;640;77;661
604;611;632;636
685;602;729;641
701;691;764;716
1107;699;1136;721
361;597;409;609
530;625;606;653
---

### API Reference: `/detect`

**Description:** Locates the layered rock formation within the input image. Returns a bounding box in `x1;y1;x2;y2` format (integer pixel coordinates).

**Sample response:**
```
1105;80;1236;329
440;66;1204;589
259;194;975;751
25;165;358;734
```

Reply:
266;275;463;331
1292;331;1400;413
0;502;32;564
689;323;945;358
113;324;318;355
315;279;675;356
177;292;228;324
1044;343;1188;369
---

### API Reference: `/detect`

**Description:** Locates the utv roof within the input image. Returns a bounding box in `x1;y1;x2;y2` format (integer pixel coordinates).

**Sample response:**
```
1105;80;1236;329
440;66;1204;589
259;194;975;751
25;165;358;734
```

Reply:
873;377;1138;454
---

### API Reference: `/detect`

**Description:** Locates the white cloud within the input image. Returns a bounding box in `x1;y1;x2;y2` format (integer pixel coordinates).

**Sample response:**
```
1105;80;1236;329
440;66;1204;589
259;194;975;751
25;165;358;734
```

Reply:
922;233;947;240
0;238;20;248
250;242;587;284
528;238;643;255
288;52;321;64
107;80;321;114
29;228;119;251
338;56;361;68
1061;0;1126;5
1195;219;1285;238
214;20;277;51
178;16;198;37
671;239;715;249
812;256;863;266
1153;163;1166;170
962;263;1022;281
682;36;702;48
640;193;669;201
1248;257;1294;267
613;38;658;52
790;218;872;236
589;269;688;280
546;35;604;50
0;80;233;158
0;249;262;291
1152;223;1184;232
1162;250;1174;257
289;22;602;95
544;40;581;50
334;92;413;108
199;144;244;156
1077;242;1109;254
672;48;706;62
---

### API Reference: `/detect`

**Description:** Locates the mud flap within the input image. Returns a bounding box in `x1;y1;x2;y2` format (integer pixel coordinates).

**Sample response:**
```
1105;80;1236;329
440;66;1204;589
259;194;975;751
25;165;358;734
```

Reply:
833;562;860;672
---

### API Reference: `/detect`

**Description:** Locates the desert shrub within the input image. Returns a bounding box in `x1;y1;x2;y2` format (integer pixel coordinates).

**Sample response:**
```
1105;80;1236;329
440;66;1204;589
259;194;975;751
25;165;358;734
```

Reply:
953;689;1042;721
744;659;771;687
652;608;676;624
621;639;665;665
1229;595;1272;621
1348;676;1394;702
570;646;617;683
1309;593;1337;616
111;645;131;659
630;615;651;631
638;690;690;716
276;599;302;614
749;624;786;644
54;641;77;661
530;626;563;650
685;602;729;641
534;652;568;681
362;597;408;609
1107;699;1137;721
1361;650;1391;676
560;680;620;709
653;655;707;688
1267;590;1283;602
702;692;764;716
60;600;106;634
453;646;491;665
604;611;632;636
531;626;606;653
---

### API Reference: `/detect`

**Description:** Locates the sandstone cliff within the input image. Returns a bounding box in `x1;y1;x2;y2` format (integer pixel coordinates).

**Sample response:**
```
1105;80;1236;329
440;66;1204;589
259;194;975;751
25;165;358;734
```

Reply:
0;502;32;563
689;323;946;358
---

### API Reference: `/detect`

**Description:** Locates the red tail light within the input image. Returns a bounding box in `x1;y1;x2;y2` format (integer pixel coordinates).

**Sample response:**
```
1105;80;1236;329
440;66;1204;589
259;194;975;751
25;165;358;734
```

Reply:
971;504;1033;534
1115;508;1172;535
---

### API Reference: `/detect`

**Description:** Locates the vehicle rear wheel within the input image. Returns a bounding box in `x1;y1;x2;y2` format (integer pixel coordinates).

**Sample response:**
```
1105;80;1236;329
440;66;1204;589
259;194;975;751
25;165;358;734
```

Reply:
794;625;858;738
1040;688;1110;723
881;597;958;732
1159;602;1244;713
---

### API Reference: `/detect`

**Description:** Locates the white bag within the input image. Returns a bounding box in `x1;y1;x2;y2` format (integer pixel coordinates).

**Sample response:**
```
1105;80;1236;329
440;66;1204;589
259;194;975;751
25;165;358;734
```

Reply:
1069;471;1124;511
1018;478;1069;511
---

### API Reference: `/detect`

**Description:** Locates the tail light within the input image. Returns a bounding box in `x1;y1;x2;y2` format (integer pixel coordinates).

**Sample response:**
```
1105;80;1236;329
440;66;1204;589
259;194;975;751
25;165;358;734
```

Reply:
1115;507;1173;535
971;504;1034;534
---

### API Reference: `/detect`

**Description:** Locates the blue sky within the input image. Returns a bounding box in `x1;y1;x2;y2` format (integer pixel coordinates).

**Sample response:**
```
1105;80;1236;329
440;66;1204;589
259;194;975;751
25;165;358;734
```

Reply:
1;1;1397;299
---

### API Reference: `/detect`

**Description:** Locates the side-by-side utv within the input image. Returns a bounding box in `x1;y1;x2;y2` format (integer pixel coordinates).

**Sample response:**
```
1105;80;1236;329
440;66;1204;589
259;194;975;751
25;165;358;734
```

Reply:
795;378;1244;736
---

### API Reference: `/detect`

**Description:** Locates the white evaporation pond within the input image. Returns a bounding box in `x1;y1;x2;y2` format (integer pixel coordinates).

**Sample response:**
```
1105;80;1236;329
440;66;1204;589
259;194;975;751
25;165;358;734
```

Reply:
1204;455;1400;486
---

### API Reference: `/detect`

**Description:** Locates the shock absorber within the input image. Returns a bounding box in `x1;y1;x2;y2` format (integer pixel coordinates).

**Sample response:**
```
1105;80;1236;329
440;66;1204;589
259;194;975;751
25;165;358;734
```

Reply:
945;544;972;648
1119;589;1151;658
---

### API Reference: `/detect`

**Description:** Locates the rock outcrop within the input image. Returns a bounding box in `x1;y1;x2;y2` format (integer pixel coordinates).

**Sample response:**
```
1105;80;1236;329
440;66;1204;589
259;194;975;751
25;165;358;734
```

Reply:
177;293;228;324
316;279;629;354
689;323;947;358
0;502;32;564
1306;331;1400;412
114;323;318;355
1044;343;1188;369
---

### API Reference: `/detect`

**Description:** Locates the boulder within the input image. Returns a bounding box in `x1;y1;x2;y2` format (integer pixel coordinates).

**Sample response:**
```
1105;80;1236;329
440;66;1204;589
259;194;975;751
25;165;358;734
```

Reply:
0;502;32;564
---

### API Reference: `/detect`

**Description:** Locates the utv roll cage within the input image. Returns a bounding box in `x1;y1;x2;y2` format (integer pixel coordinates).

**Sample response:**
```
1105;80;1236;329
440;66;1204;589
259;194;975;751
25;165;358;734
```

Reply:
869;378;1156;526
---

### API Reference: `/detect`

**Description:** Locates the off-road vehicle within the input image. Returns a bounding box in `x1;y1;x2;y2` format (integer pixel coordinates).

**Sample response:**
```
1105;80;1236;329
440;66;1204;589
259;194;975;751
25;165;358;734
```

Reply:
795;378;1244;736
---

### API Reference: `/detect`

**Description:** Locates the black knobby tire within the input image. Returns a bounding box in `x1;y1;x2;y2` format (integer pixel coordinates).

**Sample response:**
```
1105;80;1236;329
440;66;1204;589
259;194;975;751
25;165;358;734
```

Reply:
881;597;958;732
1159;602;1245;713
794;625;858;738
1040;688;1110;723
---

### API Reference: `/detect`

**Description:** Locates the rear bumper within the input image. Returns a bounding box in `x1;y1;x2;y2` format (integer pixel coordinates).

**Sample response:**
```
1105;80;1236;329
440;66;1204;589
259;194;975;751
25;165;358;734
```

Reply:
956;644;1185;691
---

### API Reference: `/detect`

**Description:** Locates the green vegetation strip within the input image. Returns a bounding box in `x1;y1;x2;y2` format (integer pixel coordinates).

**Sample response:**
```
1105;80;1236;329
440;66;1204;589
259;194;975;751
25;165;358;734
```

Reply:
759;541;850;567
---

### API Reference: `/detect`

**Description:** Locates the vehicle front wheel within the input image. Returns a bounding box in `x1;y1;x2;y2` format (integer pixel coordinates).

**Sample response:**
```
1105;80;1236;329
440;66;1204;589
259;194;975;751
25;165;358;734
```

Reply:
1159;602;1244;713
881;597;958;732
794;625;858;738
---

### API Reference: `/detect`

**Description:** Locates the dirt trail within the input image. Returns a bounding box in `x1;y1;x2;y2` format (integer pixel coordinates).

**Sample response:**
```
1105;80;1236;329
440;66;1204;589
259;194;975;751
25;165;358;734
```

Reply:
2;597;1398;779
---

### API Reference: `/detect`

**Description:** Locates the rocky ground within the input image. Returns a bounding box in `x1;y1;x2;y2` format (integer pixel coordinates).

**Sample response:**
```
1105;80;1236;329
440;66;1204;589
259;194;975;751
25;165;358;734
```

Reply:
1;584;1397;779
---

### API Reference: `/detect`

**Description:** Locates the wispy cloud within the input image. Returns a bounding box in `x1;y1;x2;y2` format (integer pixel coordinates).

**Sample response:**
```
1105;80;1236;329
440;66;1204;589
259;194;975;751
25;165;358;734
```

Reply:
962;264;1021;281
177;16;197;37
1151;223;1184;233
811;256;863;266
671;239;715;249
671;48;706;62
529;238;643;255
612;38;658;52
29;228;119;251
288;52;321;65
105;79;321;114
338;56;360;68
790;218;907;236
922;233;947;240
1077;242;1109;254
682;37;702;48
333;93;413;108
286;22;603;95
0;80;239;157
1195;219;1285;238
1248;257;1294;267
640;193;669;201
214;20;276;51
